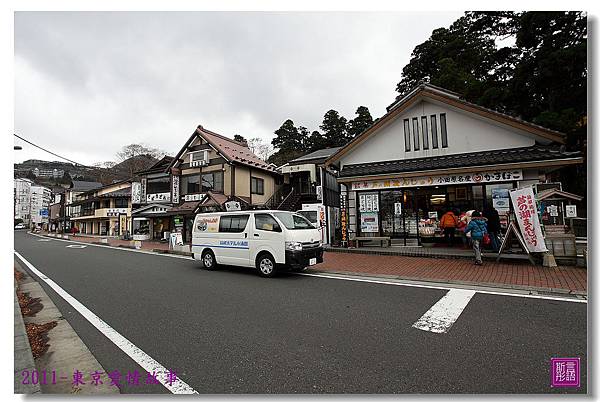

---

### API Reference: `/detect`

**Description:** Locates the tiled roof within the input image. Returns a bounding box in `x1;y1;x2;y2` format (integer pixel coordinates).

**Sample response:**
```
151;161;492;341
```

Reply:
71;180;102;191
288;147;343;165
200;127;278;173
339;145;581;178
99;187;131;197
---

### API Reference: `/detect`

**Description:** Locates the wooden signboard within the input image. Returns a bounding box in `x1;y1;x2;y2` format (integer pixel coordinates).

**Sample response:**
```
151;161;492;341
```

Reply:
496;221;536;265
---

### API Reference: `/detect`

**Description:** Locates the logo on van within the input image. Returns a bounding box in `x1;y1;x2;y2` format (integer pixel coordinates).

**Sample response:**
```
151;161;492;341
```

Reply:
197;217;219;232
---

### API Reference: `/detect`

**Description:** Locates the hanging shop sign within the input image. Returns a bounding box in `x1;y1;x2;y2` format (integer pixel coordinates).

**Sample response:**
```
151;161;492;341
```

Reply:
146;192;171;203
131;182;142;204
359;193;379;212
547;205;559;217
351;169;523;191
565;205;577;218
225;201;241;211
172;175;180;204
394;202;402;215
360;212;379;233
509;187;548;253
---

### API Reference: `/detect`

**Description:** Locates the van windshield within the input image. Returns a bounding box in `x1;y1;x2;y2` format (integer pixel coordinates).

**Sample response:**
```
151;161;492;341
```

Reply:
273;212;315;230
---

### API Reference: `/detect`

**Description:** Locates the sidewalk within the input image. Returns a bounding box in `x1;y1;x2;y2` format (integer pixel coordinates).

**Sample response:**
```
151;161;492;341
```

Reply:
313;252;587;294
45;232;170;252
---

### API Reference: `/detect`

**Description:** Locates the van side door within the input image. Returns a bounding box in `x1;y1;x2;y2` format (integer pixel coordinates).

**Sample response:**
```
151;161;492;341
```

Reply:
217;214;251;266
250;213;285;264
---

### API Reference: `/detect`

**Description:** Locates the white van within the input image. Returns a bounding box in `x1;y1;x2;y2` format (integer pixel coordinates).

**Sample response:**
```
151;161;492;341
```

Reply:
192;210;324;277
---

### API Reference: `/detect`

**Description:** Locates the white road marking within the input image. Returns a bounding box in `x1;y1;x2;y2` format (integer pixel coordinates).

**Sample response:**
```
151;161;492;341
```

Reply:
412;289;476;333
27;232;192;261
37;239;51;242
24;232;586;304
296;272;586;304
14;251;198;395
66;244;87;249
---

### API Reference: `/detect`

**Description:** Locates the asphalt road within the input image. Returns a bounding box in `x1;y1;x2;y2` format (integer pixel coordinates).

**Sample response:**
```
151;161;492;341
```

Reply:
14;231;587;394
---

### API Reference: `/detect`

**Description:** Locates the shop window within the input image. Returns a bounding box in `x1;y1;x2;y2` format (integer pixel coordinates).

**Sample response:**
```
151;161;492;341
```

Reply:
251;177;264;195
440;113;448;148
254;213;281;232
219;214;250;233
147;176;171;194
403;119;411;152
181;175;200;194
412;118;420;150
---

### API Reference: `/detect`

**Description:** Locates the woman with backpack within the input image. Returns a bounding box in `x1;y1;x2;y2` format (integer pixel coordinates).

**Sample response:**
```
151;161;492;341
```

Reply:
464;211;488;265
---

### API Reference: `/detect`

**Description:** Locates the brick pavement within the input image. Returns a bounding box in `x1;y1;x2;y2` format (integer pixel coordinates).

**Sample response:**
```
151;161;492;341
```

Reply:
313;252;587;292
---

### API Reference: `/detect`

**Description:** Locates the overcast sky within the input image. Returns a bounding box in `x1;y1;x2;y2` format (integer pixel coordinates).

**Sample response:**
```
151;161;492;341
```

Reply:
14;11;462;165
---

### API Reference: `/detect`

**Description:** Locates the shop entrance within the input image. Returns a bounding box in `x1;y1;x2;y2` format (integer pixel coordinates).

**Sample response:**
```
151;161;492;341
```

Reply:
377;190;419;245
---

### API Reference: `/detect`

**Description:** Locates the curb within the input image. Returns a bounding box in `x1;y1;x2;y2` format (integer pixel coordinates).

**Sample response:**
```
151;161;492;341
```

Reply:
14;286;42;394
307;268;587;299
14;258;120;394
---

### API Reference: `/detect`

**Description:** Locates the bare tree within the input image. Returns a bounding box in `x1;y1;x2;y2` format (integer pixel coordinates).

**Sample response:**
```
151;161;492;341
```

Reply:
247;137;274;161
116;144;166;178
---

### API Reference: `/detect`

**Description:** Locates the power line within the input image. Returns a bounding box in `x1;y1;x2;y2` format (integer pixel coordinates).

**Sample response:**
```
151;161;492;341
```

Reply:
13;133;132;181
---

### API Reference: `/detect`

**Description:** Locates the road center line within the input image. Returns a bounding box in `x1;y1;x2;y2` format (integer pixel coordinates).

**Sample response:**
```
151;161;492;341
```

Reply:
14;251;198;395
412;289;476;334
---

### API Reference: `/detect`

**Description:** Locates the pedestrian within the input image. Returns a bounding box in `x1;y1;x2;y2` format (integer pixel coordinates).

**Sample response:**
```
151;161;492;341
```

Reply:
464;211;488;265
439;209;459;247
458;210;474;248
483;204;501;252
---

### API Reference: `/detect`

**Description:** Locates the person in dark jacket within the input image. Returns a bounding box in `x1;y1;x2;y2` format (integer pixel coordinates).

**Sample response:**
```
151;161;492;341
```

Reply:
483;204;501;252
464;211;488;265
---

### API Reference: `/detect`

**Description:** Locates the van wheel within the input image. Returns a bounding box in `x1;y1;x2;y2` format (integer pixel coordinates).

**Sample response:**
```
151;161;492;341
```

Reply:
202;250;217;270
256;253;276;277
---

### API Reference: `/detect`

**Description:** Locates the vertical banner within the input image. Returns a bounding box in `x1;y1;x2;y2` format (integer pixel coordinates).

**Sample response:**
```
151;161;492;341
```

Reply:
172;175;180;204
131;182;142;204
509;187;548;253
340;191;347;244
140;177;147;203
119;214;128;236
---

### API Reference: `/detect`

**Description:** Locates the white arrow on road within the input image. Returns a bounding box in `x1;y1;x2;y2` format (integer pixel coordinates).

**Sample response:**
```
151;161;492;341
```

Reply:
66;244;87;249
412;289;476;334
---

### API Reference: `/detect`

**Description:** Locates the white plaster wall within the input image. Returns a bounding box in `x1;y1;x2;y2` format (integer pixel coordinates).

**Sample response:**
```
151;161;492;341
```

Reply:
340;100;537;167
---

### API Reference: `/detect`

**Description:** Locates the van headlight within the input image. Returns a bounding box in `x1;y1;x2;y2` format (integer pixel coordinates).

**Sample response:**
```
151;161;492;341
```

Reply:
285;241;303;251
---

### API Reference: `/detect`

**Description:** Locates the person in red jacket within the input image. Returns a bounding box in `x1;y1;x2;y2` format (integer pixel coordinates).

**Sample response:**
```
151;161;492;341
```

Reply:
439;209;459;247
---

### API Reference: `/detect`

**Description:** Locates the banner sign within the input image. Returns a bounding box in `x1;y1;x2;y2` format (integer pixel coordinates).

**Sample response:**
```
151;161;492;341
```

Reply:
171;175;180;204
352;169;523;191
107;208;128;217
510;187;548;253
146;192;171;203
131;182;142;204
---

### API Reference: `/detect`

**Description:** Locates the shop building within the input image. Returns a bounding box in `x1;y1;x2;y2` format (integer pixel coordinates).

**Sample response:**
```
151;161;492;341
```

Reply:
131;125;281;245
326;84;583;246
278;147;343;245
68;180;132;236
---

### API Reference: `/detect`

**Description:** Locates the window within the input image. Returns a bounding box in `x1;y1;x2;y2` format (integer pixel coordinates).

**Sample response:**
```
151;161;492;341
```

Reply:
147;176;170;194
254;213;281;232
412;118;420;151
440;113;448;148
421;116;429;150
251;177;264;195
201;171;224;193
403;119;411;151
273;212;314;230
219;214;250;233
181;175;200;194
430;115;438;149
190;150;208;163
114;198;128;208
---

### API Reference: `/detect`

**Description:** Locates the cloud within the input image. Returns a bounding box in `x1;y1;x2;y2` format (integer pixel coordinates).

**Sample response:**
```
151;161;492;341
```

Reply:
15;11;462;164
